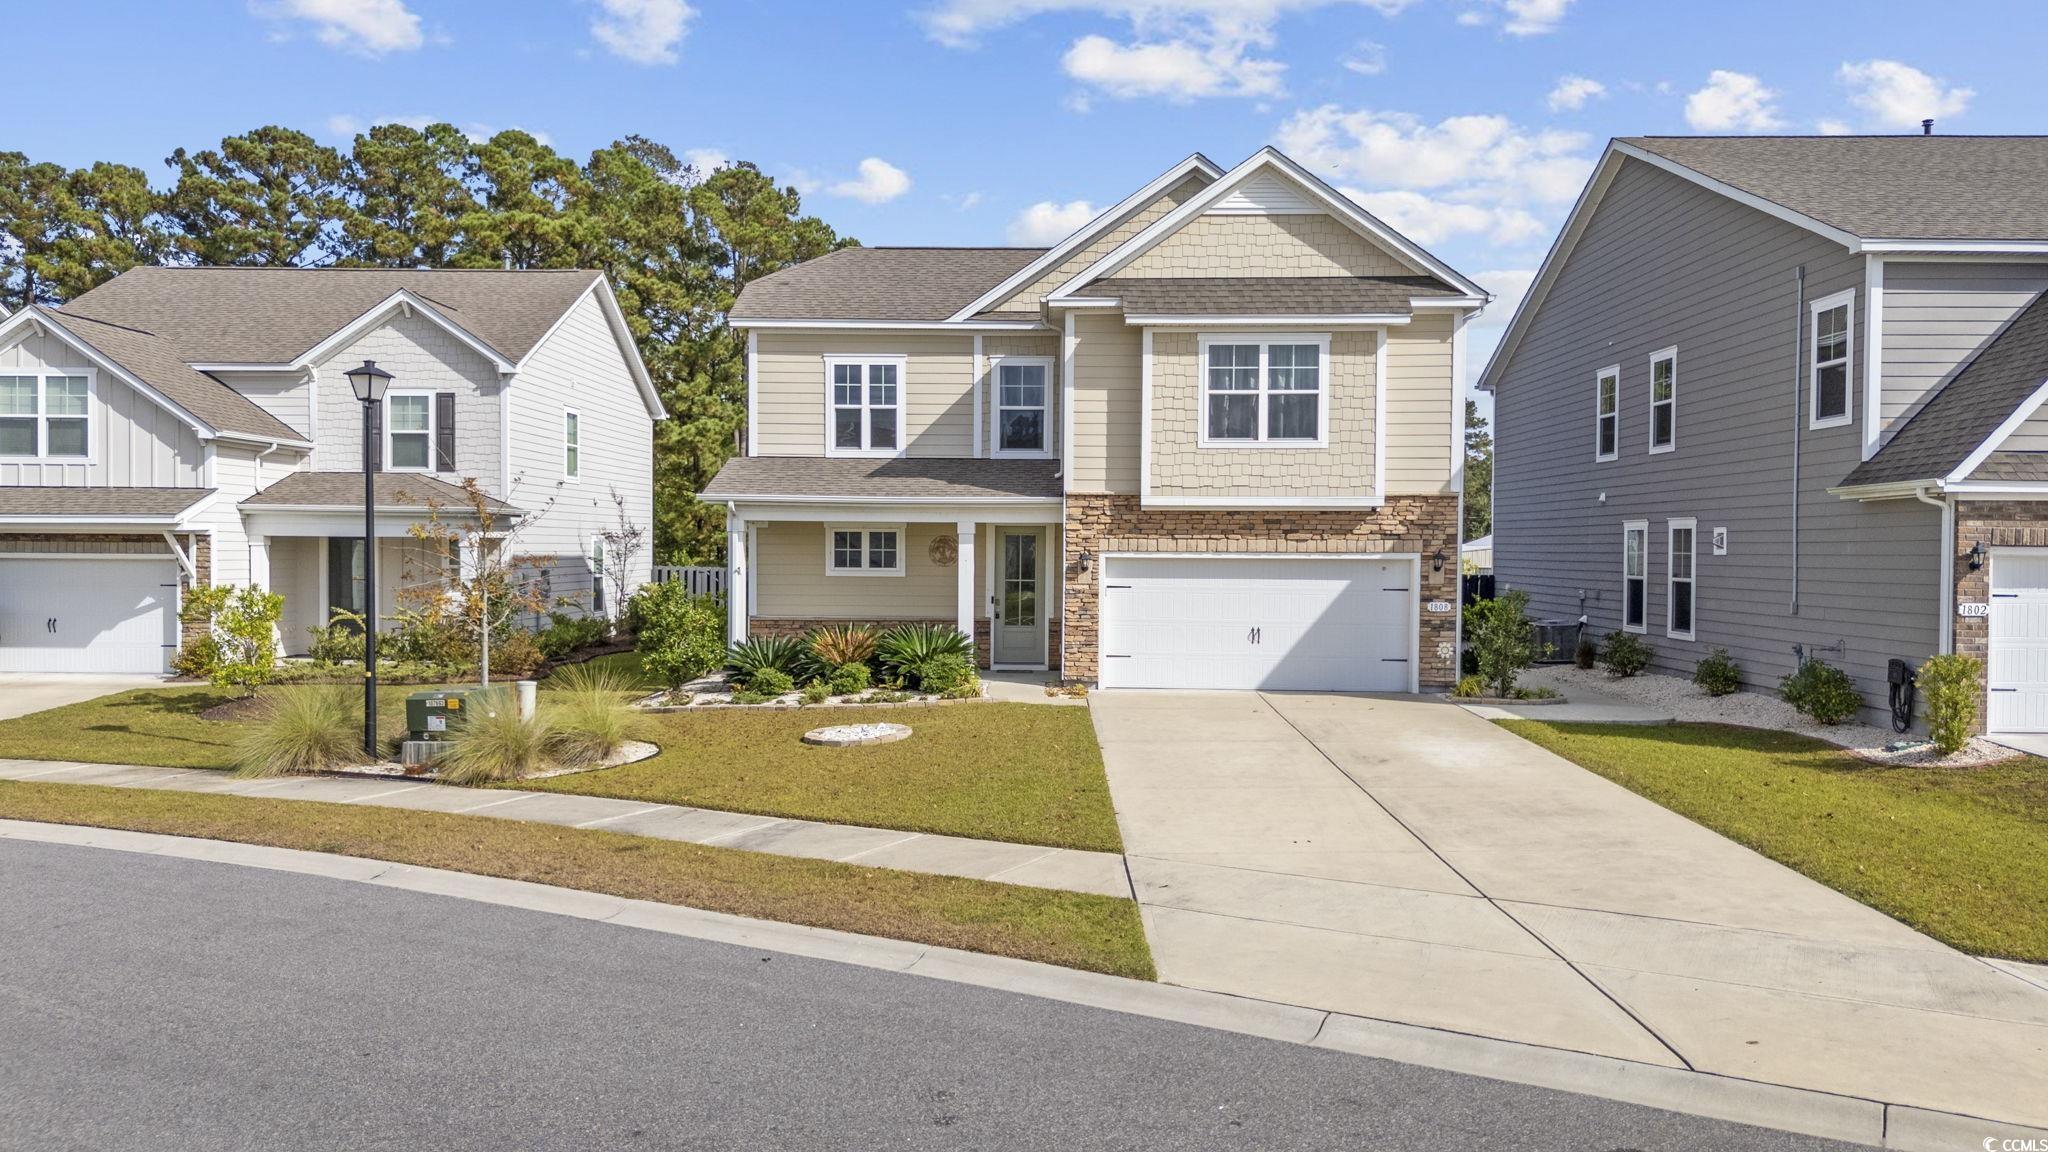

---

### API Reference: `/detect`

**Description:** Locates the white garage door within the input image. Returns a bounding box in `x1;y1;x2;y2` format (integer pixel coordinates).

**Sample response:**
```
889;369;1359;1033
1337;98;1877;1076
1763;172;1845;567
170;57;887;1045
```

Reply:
1988;550;2048;732
0;557;179;674
1098;555;1414;691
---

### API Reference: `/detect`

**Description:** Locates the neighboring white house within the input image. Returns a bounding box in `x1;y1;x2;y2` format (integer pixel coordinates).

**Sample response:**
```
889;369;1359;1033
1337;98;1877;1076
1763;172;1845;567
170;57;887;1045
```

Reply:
0;267;663;673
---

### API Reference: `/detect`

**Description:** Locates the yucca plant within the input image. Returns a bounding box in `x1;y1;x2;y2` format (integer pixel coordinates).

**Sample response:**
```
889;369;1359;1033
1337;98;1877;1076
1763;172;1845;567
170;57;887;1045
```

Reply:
438;689;557;785
545;663;636;767
808;622;878;669
233;686;362;778
725;635;823;687
875;623;970;681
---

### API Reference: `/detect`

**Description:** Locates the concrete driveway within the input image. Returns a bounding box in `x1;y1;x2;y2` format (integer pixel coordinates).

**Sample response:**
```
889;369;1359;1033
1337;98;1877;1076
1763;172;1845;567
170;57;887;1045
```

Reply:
1093;691;2048;1128
0;673;164;721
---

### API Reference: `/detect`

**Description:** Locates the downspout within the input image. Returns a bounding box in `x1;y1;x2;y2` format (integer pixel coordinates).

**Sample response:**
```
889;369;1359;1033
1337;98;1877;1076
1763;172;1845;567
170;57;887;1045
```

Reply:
1915;486;1954;655
1789;265;1805;615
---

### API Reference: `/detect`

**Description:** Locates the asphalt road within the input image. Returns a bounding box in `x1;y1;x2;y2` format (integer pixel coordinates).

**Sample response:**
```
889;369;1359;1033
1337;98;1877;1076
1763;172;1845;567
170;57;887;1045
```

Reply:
0;839;1864;1152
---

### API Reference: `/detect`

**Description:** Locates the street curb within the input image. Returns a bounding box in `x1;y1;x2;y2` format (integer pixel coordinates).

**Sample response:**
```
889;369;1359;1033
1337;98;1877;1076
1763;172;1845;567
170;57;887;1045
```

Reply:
1;818;2035;1150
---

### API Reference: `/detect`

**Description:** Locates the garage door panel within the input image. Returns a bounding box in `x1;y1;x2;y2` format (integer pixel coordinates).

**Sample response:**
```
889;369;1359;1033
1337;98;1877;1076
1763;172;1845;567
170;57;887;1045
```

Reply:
0;558;177;674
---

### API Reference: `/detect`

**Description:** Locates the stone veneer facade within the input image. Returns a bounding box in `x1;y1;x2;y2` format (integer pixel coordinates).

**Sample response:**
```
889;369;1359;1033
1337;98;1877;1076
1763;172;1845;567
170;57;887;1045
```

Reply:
1058;493;1463;687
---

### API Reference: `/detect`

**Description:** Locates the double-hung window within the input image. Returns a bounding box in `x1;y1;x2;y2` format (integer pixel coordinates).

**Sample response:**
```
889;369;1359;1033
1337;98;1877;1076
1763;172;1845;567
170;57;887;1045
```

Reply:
826;525;904;576
1200;335;1328;445
1648;348;1676;453
564;410;581;479
826;356;903;456
1595;366;1619;461
1810;291;1853;429
1622;520;1648;634
992;358;1051;456
0;373;90;460
1667;518;1696;640
385;393;435;471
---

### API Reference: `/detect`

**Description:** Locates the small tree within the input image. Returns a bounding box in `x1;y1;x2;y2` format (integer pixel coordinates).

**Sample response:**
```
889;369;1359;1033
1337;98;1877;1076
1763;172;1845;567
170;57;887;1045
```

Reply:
1464;590;1540;698
1917;654;1983;756
631;579;726;690
594;486;648;627
179;584;285;695
405;477;555;686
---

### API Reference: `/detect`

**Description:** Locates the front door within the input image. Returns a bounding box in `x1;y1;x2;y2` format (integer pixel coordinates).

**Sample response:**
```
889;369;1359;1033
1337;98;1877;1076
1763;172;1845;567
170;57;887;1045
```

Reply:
992;527;1045;667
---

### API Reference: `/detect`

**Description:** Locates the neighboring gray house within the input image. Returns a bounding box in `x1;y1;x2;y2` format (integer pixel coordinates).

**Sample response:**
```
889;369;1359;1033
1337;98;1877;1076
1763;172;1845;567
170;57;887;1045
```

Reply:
1481;135;2048;734
0;268;663;674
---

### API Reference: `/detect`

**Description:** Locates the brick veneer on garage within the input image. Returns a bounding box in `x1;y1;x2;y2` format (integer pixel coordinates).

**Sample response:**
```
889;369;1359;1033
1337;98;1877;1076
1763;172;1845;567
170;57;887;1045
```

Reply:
1949;501;2045;734
1059;493;1463;687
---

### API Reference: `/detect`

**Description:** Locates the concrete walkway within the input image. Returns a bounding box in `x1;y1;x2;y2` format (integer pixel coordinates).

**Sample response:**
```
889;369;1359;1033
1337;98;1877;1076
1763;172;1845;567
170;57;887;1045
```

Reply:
0;674;168;721
1091;690;2048;1130
1456;679;1677;724
0;760;1130;899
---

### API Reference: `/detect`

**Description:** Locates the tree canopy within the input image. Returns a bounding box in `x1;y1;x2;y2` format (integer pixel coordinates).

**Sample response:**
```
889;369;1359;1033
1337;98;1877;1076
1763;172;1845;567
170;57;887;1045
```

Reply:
0;125;854;562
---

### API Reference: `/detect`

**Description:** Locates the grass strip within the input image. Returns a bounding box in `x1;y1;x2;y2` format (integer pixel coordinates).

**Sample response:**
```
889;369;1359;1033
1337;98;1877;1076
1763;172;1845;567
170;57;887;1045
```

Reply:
0;779;1155;980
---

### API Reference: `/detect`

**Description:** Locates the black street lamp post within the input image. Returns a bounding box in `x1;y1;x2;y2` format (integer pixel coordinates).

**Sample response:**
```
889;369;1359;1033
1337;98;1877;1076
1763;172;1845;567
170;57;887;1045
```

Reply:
346;360;393;759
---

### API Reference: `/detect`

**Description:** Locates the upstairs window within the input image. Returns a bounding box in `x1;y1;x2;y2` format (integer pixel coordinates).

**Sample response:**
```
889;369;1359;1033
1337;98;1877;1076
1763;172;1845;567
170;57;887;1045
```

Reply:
826;357;903;456
1595;366;1619;461
826;525;903;576
1623;520;1648;634
1200;336;1327;446
0;374;89;459
1648;348;1676;453
993;359;1050;456
385;393;435;471
564;410;581;479
1810;291;1853;429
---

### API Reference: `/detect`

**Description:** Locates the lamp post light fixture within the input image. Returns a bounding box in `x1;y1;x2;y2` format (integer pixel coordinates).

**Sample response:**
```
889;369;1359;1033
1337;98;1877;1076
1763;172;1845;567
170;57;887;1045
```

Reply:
346;360;393;759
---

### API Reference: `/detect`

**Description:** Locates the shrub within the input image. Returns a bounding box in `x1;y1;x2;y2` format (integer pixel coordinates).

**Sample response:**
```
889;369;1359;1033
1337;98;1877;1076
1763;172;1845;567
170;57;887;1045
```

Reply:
545;664;635;767
1693;648;1741;696
800;680;831;705
826;661;872;695
179;584;286;694
1780;658;1860;725
910;653;976;695
746;667;795;697
1917;653;1983;755
632;581;726;690
861;690;913;705
1464;590;1541;698
809;623;878;669
1601;631;1652;678
438;689;556;784
1573;633;1597;670
726;636;821;687
306;609;365;664
537;611;608;660
233;686;361;777
487;628;546;679
170;634;224;680
875;623;970;681
1459;646;1479;676
1451;674;1490;699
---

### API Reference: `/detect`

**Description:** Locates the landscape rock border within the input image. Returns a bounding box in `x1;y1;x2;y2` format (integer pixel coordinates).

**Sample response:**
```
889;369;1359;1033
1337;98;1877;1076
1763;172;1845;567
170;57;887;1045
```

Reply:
800;722;913;748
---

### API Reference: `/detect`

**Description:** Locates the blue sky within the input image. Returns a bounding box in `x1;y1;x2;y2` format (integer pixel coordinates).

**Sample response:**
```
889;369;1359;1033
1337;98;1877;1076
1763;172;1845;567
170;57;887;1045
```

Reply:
15;1;2047;396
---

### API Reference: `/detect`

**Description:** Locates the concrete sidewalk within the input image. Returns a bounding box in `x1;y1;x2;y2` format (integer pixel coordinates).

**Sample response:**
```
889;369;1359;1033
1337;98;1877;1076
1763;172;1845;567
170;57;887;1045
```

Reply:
0;760;1130;898
1091;690;2048;1131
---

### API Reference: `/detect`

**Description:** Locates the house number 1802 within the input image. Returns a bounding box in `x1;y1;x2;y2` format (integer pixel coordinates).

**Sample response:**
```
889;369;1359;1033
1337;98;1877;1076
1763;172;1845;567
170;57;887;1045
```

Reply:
1957;602;1991;618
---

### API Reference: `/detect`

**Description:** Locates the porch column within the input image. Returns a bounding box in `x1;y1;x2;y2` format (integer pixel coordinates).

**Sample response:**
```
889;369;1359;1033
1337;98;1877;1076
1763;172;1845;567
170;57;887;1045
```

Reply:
247;536;270;590
956;521;977;647
726;506;748;645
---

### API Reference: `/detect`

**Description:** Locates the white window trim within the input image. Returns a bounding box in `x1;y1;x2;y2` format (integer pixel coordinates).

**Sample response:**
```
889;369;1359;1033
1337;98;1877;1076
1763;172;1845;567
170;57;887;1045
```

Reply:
0;369;96;464
563;408;581;482
588;533;609;617
822;354;908;459
824;523;906;577
1666;517;1696;641
383;389;439;474
988;355;1054;459
1647;347;1677;455
1594;364;1619;462
1196;332;1332;449
1808;289;1855;431
1622;519;1649;635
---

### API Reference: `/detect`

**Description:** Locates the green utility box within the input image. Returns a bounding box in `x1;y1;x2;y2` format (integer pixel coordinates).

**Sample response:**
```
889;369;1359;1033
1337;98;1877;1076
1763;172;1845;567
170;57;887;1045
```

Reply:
405;689;474;740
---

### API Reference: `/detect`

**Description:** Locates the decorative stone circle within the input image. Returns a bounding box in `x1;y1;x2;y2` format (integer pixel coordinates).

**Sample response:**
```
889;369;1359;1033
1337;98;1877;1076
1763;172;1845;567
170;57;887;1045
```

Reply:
802;722;912;747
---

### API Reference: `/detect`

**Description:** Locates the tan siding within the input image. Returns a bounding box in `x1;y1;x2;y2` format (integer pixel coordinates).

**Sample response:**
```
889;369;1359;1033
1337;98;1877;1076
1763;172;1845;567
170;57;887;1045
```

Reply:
1147;329;1375;498
1121;213;1411;279
1383;312;1455;494
751;520;955;618
1001;175;1212;310
1068;313;1141;493
980;331;1061;457
752;330;975;457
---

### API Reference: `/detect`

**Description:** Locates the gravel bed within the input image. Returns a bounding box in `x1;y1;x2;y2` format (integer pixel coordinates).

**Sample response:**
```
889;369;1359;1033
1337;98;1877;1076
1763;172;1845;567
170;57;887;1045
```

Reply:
1520;665;2019;767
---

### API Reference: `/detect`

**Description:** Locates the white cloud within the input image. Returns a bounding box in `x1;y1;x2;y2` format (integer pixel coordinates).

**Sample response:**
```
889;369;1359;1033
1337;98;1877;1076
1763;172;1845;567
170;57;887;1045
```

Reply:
257;0;422;55
1684;70;1785;132
589;0;696;66
1838;59;1972;129
829;158;913;204
949;191;986;211
1062;33;1283;100
324;112;437;137
1816;118;1853;136
1471;268;1535;329
1500;0;1571;35
1341;39;1387;76
1008;200;1098;244
684;149;731;173
1546;75;1604;112
1349;189;1545;246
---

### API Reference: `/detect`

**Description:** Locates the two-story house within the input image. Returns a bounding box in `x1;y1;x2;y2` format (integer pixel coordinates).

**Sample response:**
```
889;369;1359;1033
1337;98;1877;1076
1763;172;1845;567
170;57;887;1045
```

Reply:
1482;135;2048;737
0;267;662;674
709;148;1486;690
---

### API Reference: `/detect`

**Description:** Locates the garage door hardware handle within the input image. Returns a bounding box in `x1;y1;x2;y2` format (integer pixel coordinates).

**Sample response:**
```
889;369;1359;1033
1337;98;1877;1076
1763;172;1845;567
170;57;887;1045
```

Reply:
1993;593;2019;598
47;618;56;633
1381;657;1408;662
1381;587;1409;592
1106;583;1131;589
1992;687;2018;692
1246;627;1262;644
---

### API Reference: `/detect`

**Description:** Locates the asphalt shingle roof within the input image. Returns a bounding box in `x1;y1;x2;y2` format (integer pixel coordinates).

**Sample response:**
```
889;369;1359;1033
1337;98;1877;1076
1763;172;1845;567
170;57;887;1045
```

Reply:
1843;289;2048;487
1967;452;2048;482
241;471;517;513
0;486;214;518
32;309;302;442
1623;136;2048;241
702;457;1062;501
1096;275;1458;315
730;248;1046;322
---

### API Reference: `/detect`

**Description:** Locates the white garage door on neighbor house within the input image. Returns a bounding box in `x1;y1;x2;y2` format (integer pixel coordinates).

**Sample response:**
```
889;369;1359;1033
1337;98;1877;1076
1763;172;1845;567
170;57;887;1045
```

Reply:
1988;549;2048;734
0;556;179;674
1097;555;1416;692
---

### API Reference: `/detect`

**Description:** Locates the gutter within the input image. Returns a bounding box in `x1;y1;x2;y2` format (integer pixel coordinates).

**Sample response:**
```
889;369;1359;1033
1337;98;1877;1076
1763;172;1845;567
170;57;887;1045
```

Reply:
1789;265;1805;615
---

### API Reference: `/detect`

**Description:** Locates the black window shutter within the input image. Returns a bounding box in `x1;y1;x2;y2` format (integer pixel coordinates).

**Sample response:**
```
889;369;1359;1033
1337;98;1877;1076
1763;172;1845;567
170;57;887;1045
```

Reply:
435;393;456;472
368;399;383;472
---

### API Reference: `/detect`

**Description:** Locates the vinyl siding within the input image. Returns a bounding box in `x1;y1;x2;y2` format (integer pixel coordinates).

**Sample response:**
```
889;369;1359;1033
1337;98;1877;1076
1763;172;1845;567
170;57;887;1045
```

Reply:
1120;212;1412;279
1384;312;1455;495
1147;329;1375;498
1880;262;2048;435
0;330;205;488
1002;174;1212;310
309;309;506;489
981;331;1060;457
751;520;955;618
751;331;975;458
1491;156;1937;723
224;371;313;440
1068;313;1141;493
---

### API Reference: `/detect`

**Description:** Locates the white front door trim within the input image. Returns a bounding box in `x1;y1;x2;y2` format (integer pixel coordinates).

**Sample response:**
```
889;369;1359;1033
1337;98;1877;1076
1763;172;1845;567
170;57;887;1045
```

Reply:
991;525;1050;671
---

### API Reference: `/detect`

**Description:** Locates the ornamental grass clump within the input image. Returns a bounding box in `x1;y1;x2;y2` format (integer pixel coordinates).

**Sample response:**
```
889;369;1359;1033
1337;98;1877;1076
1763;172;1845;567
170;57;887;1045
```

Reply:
808;623;879;670
439;690;557;785
546;663;636;767
233;686;361;778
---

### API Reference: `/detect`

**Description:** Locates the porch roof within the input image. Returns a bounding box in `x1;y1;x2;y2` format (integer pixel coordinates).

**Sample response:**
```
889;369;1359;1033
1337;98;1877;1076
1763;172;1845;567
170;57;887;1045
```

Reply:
703;457;1062;502
0;485;214;522
240;472;518;514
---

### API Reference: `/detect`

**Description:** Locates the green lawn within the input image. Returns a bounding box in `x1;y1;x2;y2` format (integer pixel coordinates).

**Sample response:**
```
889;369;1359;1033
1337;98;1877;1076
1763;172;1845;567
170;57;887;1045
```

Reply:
1500;720;2048;962
528;703;1123;853
0;779;1152;979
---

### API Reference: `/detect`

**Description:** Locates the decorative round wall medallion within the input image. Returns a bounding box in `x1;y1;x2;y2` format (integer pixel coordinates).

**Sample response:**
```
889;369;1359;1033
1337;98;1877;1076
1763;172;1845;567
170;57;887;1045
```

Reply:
929;534;959;567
